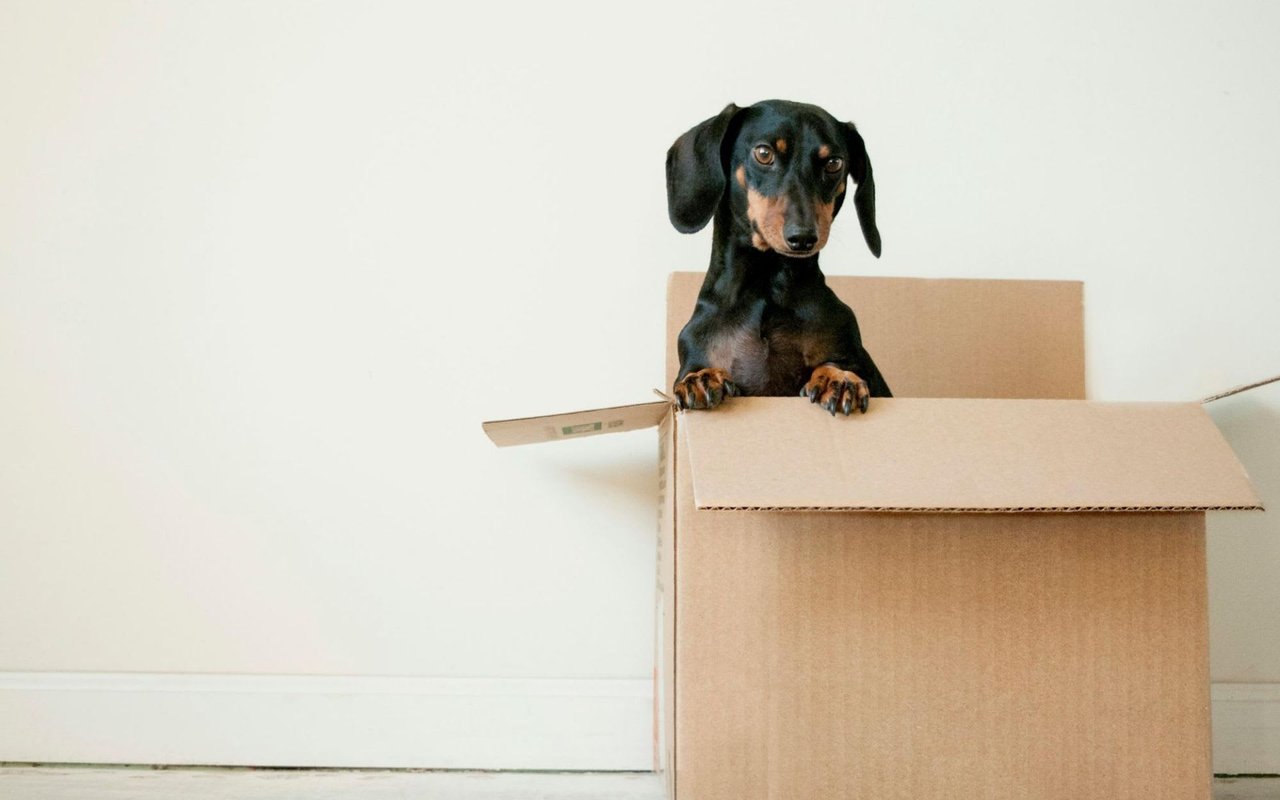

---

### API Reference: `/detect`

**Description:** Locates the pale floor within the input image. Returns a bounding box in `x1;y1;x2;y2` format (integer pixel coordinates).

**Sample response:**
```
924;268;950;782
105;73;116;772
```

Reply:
0;767;1277;799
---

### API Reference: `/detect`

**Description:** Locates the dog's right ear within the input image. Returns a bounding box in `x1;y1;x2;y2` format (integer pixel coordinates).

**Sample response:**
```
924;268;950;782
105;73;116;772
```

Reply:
666;103;741;233
842;122;882;258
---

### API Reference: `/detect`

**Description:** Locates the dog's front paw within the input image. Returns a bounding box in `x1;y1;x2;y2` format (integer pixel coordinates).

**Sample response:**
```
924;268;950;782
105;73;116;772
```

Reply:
801;364;870;415
673;368;738;410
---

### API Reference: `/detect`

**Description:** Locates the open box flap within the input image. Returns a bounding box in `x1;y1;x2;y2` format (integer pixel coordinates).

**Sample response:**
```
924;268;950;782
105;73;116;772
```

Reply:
681;397;1262;512
483;400;670;447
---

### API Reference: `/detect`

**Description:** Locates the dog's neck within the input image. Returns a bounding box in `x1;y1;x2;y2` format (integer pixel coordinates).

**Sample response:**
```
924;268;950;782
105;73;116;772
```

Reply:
703;205;825;306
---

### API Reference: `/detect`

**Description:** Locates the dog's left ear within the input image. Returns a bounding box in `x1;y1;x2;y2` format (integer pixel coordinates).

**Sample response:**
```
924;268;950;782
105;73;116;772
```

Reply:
839;122;881;258
666;103;741;233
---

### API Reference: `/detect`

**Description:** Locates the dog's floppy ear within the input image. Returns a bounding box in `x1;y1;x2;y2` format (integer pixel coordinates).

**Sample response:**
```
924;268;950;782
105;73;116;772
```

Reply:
666;103;741;233
841;122;882;258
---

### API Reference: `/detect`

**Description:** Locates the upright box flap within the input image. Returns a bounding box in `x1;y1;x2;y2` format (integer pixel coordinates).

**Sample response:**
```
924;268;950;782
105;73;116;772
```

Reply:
682;397;1262;512
666;273;1085;400
483;401;669;447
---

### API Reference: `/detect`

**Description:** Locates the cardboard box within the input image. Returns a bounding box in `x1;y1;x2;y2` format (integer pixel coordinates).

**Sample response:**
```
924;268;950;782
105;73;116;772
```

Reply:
484;273;1262;800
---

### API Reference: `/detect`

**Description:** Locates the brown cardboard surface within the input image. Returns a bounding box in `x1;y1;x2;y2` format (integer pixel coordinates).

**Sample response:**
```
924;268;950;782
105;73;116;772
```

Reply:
658;273;1226;799
482;401;669;447
681;397;1262;512
666;272;1085;399
480;272;1249;799
673;472;1213;799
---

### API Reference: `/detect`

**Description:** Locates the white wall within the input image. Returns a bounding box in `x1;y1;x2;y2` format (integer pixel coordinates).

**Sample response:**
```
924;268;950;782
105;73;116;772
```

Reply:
1;0;1278;771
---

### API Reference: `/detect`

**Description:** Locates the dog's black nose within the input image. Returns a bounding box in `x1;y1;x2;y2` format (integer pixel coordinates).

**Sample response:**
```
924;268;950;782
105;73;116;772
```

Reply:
785;230;818;252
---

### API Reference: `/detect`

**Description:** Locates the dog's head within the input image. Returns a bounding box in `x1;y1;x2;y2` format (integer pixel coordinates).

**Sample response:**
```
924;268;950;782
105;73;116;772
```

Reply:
666;99;880;258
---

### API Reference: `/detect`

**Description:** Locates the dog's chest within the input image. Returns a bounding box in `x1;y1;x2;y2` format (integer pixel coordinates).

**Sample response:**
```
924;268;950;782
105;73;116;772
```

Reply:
706;304;811;395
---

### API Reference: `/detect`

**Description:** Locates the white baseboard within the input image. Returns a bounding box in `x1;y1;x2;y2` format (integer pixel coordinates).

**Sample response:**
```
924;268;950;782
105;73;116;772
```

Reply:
1213;682;1280;774
0;672;653;770
3;673;1274;774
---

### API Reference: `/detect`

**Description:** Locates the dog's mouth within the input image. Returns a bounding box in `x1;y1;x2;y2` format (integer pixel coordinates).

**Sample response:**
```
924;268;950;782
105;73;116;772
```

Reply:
756;241;824;259
764;237;825;259
750;228;826;259
749;220;829;259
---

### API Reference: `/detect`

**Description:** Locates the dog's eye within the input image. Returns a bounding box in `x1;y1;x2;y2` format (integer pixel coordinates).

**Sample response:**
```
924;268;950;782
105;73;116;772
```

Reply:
753;145;775;166
824;157;844;174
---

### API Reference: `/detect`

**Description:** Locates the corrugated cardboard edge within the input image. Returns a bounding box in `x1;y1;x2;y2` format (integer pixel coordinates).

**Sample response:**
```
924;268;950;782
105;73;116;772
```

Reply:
695;504;1262;512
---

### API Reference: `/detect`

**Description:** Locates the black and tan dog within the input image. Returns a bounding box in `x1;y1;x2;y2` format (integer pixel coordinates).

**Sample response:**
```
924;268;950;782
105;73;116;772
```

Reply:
667;99;890;415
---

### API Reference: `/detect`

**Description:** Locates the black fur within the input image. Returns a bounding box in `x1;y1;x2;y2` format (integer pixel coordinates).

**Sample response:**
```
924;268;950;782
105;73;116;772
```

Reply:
666;99;891;414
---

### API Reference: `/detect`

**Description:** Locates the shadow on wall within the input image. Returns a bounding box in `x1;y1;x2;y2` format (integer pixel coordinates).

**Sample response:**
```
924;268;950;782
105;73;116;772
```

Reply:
520;428;662;534
1205;390;1280;682
555;447;660;507
1209;392;1280;519
558;453;665;527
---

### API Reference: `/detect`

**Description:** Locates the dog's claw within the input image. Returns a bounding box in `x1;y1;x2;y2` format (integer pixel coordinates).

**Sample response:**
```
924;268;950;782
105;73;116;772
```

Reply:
673;368;735;411
802;365;872;417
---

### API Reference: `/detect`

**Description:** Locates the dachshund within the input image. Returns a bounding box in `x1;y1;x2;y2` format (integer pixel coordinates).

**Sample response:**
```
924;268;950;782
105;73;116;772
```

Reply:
666;99;890;415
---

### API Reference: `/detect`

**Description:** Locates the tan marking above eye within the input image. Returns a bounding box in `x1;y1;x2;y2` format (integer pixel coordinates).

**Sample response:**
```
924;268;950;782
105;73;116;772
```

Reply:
775;138;787;154
753;145;775;166
817;145;831;159
824;157;844;174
